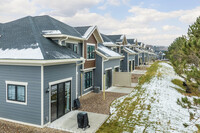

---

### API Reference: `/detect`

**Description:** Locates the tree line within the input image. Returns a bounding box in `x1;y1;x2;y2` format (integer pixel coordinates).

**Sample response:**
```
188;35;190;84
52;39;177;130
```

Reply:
167;16;200;89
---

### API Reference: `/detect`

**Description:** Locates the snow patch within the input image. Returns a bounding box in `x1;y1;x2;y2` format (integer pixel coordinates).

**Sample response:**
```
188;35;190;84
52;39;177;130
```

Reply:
42;30;61;35
0;43;43;59
98;45;121;57
82;26;95;38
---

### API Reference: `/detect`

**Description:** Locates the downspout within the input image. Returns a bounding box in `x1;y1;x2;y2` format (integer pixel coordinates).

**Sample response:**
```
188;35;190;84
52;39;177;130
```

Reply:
76;58;85;97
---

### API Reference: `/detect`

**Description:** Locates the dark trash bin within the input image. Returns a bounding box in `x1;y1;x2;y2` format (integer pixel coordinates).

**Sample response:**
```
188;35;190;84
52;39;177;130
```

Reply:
74;99;80;109
77;112;90;130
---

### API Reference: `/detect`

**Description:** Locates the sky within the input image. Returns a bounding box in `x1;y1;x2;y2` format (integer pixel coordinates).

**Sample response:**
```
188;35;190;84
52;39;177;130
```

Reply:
0;0;200;46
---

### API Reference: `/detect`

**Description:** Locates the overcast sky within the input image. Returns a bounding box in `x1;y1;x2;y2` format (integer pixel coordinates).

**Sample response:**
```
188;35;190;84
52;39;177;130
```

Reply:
0;0;200;46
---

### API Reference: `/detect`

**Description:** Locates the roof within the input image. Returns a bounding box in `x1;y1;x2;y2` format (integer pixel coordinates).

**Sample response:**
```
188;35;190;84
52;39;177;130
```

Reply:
127;39;135;44
134;48;143;53
97;43;123;59
0;16;82;60
101;33;117;46
106;35;124;43
124;47;137;54
74;25;103;43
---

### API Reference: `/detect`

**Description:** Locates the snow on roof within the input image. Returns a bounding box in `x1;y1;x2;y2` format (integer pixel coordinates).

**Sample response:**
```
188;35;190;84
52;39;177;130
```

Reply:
82;26;95;38
135;48;143;53
124;47;137;54
98;44;121;57
0;43;43;59
42;30;61;35
120;35;124;40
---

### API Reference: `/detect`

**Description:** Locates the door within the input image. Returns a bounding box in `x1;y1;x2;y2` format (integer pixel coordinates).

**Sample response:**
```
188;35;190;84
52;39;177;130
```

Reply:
51;81;71;122
129;61;132;72
106;69;112;89
132;60;135;71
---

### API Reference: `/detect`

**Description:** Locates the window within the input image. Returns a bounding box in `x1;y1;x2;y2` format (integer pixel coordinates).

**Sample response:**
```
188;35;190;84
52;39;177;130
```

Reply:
85;71;93;89
73;44;78;53
87;44;95;59
6;81;27;105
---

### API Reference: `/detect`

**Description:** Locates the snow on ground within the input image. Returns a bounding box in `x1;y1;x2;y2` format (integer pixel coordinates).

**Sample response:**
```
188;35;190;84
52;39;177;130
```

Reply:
109;62;200;132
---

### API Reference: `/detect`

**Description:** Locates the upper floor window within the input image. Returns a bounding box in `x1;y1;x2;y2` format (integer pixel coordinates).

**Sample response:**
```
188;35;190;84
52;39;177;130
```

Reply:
73;44;78;53
6;81;27;105
87;44;95;59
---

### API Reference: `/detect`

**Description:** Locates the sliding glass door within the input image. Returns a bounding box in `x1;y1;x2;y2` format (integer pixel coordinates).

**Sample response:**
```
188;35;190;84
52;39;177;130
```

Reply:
51;81;71;122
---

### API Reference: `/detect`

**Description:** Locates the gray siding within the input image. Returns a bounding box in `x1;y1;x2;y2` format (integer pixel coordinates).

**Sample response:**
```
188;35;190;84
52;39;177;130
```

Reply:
121;52;128;72
135;54;139;66
0;65;41;125
43;63;77;124
129;54;135;60
104;59;120;72
94;55;103;90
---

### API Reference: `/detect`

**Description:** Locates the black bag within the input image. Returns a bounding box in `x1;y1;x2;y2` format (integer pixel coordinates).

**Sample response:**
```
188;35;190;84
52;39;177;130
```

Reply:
74;99;80;109
77;112;90;130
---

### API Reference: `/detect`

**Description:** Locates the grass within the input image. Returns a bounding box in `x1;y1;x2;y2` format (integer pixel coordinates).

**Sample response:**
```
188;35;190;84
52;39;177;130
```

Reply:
171;79;200;97
97;61;161;133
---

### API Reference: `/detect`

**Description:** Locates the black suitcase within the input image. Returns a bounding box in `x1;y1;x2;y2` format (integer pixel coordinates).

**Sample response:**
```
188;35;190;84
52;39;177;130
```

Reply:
77;112;90;130
74;99;80;109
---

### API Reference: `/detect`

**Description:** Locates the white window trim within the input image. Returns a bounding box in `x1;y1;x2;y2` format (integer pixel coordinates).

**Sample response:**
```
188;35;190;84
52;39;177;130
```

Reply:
87;43;95;46
105;67;112;71
86;43;95;60
114;65;120;72
84;71;93;90
5;81;28;105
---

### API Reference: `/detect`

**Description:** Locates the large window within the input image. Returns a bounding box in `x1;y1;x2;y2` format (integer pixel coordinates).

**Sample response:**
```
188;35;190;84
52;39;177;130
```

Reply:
85;71;93;89
6;81;27;104
87;44;95;59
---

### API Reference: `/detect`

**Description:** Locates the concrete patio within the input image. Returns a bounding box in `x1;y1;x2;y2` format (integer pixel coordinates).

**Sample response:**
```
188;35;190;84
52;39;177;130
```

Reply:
106;86;134;94
48;110;108;133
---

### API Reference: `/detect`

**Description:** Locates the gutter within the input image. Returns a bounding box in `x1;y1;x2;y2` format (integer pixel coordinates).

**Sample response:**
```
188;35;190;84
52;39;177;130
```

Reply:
0;58;84;66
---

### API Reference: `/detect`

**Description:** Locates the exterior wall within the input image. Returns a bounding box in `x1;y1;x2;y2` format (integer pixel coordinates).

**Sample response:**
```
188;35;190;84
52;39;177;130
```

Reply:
84;34;97;69
94;55;103;90
121;52;128;72
80;69;95;95
128;54;135;60
142;53;145;64
104;59;120;72
0;65;41;125
135;54;139;66
43;63;77;124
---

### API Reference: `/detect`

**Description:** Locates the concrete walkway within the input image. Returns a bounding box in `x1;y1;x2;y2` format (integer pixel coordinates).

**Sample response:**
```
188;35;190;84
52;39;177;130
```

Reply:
106;86;134;94
48;110;108;133
132;70;147;75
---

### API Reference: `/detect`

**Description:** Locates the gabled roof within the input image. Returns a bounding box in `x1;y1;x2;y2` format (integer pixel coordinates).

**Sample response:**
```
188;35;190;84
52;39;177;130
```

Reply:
127;39;135;45
134;48;143;53
0;16;82;60
100;33;117;46
96;44;123;59
124;47;137;55
106;34;127;45
74;25;103;43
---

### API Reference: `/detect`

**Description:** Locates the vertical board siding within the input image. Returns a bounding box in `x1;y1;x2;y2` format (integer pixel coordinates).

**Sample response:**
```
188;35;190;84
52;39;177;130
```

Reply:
43;63;77;124
0;65;41;125
94;55;103;89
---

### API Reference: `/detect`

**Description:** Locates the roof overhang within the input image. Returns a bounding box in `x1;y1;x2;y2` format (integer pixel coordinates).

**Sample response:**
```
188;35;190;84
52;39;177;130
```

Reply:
95;50;124;60
85;26;104;43
124;48;138;55
0;58;85;66
43;34;84;41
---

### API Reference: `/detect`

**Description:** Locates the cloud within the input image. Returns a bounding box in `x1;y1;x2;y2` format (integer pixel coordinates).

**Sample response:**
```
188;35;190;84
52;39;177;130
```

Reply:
98;0;127;10
162;25;181;31
0;1;199;46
